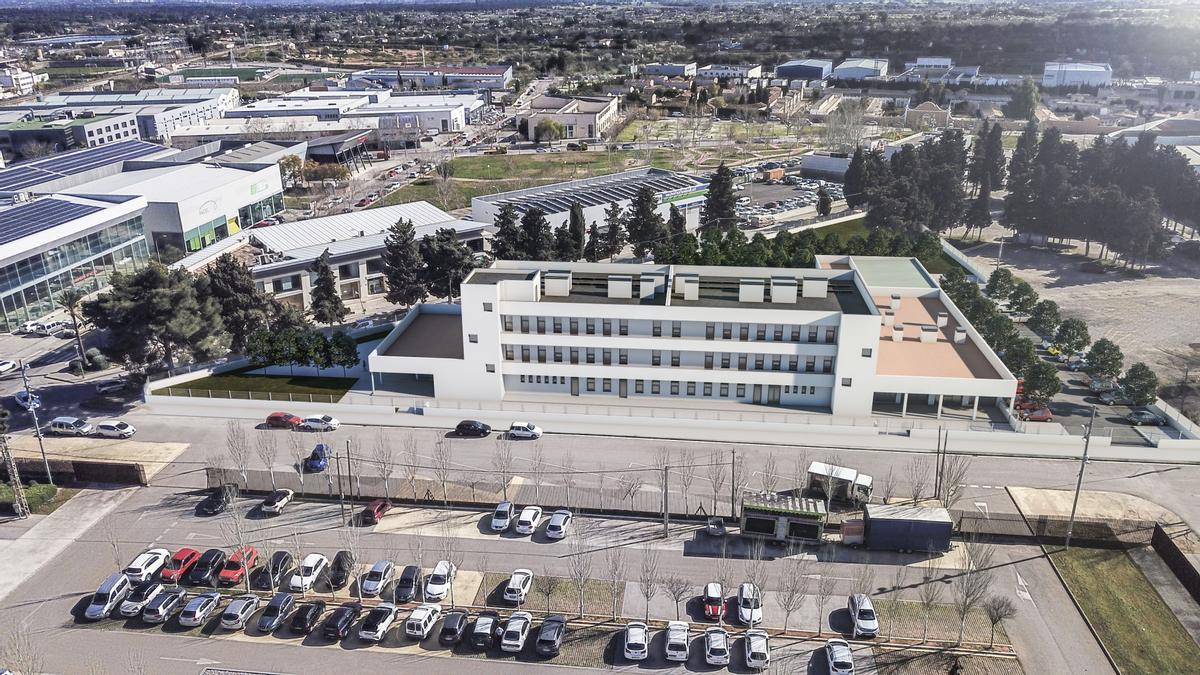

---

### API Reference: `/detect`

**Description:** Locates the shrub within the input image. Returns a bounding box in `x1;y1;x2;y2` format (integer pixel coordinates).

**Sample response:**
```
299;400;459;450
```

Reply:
24;483;57;511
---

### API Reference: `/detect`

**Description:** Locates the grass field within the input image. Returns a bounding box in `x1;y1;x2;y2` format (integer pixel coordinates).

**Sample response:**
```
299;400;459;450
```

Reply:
811;214;869;241
161;67;265;82
615;118;794;143
372;178;539;211
37;66;122;77
1050;546;1200;674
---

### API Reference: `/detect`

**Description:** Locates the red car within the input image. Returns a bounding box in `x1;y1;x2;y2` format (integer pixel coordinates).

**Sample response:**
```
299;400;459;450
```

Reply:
361;499;393;525
702;582;724;621
160;547;200;583
1014;397;1041;411
218;545;259;585
355;198;371;207
1016;378;1025;395
1020;407;1054;422
266;412;303;429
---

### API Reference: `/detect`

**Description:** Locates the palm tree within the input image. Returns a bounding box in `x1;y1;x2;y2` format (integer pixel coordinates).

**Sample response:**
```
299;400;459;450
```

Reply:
56;288;89;368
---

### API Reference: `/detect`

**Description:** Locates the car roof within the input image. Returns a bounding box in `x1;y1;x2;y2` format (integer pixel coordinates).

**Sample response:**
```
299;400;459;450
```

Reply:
399;565;420;579
370;560;392;572
301;553;327;565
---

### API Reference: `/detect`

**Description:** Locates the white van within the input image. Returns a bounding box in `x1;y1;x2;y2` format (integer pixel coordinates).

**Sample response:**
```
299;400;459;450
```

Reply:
50;416;93;436
85;573;131;620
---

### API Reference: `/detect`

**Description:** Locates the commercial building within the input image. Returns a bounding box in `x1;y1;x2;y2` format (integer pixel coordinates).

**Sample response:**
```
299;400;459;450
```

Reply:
167;116;378;149
642;63;697;78
351;65;513;90
0;139;178;198
515;95;620;141
0;193;151;332
226;98;365;122
1042;62;1113;88
471;168;707;231
832;59;890;80
223;88;486;137
2;88;240;141
0;112;139;158
774;59;834;81
697;64;763;80
0;67;38;96
248;202;491;311
368;256;1016;417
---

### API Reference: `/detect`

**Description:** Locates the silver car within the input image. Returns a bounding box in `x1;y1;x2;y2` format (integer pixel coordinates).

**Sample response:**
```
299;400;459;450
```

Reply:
848;594;879;638
361;560;395;597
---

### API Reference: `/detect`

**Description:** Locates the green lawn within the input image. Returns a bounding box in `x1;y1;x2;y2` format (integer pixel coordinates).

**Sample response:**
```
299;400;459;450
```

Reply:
371;178;537;211
1050;546;1200;674
158;370;358;401
810;214;868;241
161;67;265;82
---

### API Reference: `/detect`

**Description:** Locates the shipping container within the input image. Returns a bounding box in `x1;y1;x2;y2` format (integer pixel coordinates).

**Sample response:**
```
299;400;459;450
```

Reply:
862;504;953;552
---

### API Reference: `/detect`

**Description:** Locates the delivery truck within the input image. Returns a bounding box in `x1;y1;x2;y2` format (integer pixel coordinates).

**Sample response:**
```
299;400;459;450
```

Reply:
841;504;953;553
805;461;873;505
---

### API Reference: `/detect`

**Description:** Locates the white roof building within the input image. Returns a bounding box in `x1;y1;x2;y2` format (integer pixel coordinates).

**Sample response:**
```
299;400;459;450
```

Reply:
833;59;890;80
1043;62;1113;88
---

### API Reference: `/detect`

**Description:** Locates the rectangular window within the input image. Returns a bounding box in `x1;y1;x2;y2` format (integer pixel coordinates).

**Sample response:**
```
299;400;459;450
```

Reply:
721;353;731;369
537;347;546;363
737;384;746;398
671;351;680;367
704;353;714;369
842;377;852;387
602;378;612;392
536;317;546;334
806;357;816;373
586;349;595;364
521;347;530;362
703;382;712;396
337;262;358;279
619;349;628;365
720;383;729;397
738;355;747;371
619;319;628;336
505;346;514;360
553;318;562;333
823;357;834;373
771;355;781;371
790;326;801;341
740;324;749;341
808;327;818;342
706;323;715;340
756;325;767;340
671;381;680;395
652;351;661;366
569;318;578;335
789;356;798;372
671;321;681;338
485;363;495;373
651;381;661;394
754;355;765;370
587;378;596;392
687;382;697;396
554;347;563;363
652;320;662;337
520;317;529;333
520;375;526;383
535;376;541;384
603;349;611;366
635;380;644;394
468;334;478;343
602;319;612;336
862;348;873;358
570;348;579;364
722;323;732;339
773;326;783;341
826;327;837;344
586;319;595;335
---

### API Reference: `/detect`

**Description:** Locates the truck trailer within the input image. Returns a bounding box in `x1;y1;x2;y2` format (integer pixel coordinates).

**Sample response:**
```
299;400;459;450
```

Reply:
740;492;828;544
844;504;953;552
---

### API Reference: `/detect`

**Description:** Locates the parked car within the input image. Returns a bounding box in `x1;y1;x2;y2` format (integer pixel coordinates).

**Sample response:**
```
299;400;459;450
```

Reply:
424;560;457;600
1126;410;1167;426
745;628;771;670
15;390;40;410
361;499;392;525
362;560;396;597
704;627;730;666
199;484;237;516
622;621;648;661
503;569;534;604
329;550;355;590
220;594;261;630
265;412;303;429
256;551;294;591
1020;406;1054;422
178;591;222;627
358;603;399;642
257;592;295;632
545;509;572;539
289;553;329;592
848;594;879;638
393;564;421;603
825;638;855;675
455;420;492;437
1014;396;1042;411
119;581;164;617
1089;378;1118;393
1067;359;1090;372
85;573;131;620
219;545;259;585
123;548;170;583
737;582;763;625
664;620;689;661
187;548;227;586
502;611;533;652
289;600;327;634
260;489;295;515
703;582;724;620
0;360;16;374
299;414;340;432
322;602;363;640
49;416;92;436
491;500;515;532
507;421;543;439
142;586;187;624
471;609;500;650
439;608;470;645
160;548;200;584
515;505;542;535
405;603;443;639
303;443;331;472
1100;389;1134;406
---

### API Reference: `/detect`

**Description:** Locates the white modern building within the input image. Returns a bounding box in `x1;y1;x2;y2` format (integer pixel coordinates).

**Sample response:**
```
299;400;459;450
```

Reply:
516;95;620;141
1042;62;1113;88
368;257;1017;417
0;67;37;96
832;59;890;80
697;64;763;80
471;168;707;231
642;63;697;78
351;65;513;90
2;88;240;141
774;59;834;80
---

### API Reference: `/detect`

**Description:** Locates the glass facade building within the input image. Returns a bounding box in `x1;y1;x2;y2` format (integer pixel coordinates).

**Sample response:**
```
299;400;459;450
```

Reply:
0;214;150;332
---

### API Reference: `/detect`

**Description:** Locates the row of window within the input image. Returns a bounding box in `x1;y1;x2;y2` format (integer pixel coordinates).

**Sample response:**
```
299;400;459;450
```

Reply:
514;374;823;397
0;216;145;295
86;119;135;137
501;315;837;344
502;345;836;373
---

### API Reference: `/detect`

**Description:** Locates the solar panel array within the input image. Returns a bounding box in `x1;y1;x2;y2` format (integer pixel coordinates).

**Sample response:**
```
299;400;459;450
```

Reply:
0;140;169;192
0;198;103;247
492;171;699;215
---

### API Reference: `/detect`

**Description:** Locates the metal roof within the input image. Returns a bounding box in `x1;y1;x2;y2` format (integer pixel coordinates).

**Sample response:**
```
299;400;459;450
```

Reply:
249;202;460;253
864;503;953;523
0;140;175;193
0;197;103;247
67;162;269;203
742;492;827;517
478;168;704;215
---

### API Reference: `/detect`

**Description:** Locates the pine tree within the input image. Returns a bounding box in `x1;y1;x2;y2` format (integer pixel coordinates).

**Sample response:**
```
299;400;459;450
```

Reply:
203;253;273;353
700;162;738;231
965;172;992;239
968;120;990;190
519;207;554;260
1003;119;1039;236
568;202;586;259
419;228;475;299
381;218;426;306
603;202;627;260
308;250;348;326
490;203;526;260
985;122;1006;188
625;187;666;259
584;221;602;262
553;223;576;261
844;148;867;208
816;186;833;216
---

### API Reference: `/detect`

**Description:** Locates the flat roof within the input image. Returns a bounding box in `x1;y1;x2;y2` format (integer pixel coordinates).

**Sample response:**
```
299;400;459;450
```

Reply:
850;257;936;289
0;193;145;262
874;295;1001;379
2;114;126;130
0;197;102;246
0;140;177;193
250;202;457;253
381;313;463;360
477;168;705;215
672;277;869;314
464;269;537;285
68;162;267;203
865;503;952;523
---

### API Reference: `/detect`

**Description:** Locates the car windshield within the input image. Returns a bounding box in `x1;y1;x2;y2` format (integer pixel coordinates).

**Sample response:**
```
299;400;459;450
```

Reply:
628;641;645;651
93;591;109;603
833;660;853;669
263;605;279;618
710;646;727;656
741;595;762;609
504;630;521;641
367;570;383;582
858;608;876;620
429;573;446;584
301;566;313;576
224;560;242;571
398;577;413;588
165;558;184;570
494;509;508;519
751;650;768;660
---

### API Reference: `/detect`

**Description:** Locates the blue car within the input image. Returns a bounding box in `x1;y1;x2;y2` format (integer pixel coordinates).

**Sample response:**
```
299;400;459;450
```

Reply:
303;444;331;473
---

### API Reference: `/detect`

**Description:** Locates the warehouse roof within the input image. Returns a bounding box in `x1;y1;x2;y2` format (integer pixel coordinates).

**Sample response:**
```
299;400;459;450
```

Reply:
66;162;269;203
249;201;464;253
476;168;705;215
0;140;177;194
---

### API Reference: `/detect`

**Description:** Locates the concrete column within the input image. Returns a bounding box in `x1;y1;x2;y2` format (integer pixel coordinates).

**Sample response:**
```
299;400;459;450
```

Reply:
971;396;979;420
901;393;909;417
370;371;377;393
936;394;944;419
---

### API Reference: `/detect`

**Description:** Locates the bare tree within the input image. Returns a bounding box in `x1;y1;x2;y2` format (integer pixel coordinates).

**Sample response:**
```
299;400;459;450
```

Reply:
290;528;306;599
941;455;973;509
853;565;876;597
906;457;930;504
597;469;608;511
287;433;307;495
439;525;466;608
403;434;420;500
124;649;150;675
889;565;909;640
791;450;810;496
744;539;769;629
605;546;625;620
561;447;576;509
338;521;363;600
954;539;995;645
531;440;548;502
566;534;593;618
760;454;780;493
409;537;427;599
706;449;728;515
777;553;812;632
226;420;251;486
219;503;254;593
918;557;944;642
432;437;452;504
623;473;645;511
0;622;44;674
370;428;397;498
675;449;697;514
983;595;1017;648
662;574;693;621
101;521;123;570
492;437;515;501
730;450;749;517
822;98;867;153
637;546;661;622
254;433;279;490
816;573;837;636
714;541;734;628
881;467;896;505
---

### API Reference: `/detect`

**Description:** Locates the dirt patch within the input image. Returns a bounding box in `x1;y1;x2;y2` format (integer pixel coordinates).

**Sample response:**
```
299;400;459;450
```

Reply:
873;647;1024;675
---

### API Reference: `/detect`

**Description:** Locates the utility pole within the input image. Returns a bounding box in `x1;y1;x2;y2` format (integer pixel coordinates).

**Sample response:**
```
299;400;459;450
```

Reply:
933;427;943;500
1064;406;1097;550
0;408;28;519
345;439;358;500
729;448;737;520
335;449;346;522
661;464;669;539
19;362;52;487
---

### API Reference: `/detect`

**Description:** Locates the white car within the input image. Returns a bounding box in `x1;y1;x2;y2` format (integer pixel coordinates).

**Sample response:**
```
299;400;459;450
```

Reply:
665;621;689;662
289;553;329;592
491;500;515;532
179;591;222;627
745;628;771;670
404;603;442;638
545;509;572;539
123;548;170;583
220;594;260;630
737;582;763;626
260;489;295;515
704;627;730;666
515;505;542;535
119;582;163;617
623;621;649;661
95;420;136;439
507;421;542;439
501;611;533;652
424;560;457;601
14;390;39;410
16;321;43;334
362;560;395;597
0;360;16;374
825;638;855;675
503;569;533;604
299;415;340;432
359;603;398;642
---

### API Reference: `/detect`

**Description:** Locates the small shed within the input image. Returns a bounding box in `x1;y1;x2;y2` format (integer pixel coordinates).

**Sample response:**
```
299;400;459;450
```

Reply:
740;492;828;543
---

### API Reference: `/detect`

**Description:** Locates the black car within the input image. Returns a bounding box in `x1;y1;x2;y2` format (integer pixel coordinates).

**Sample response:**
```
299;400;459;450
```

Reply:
328;550;355;590
198;484;237;516
289;600;326;634
186;548;227;586
470;610;500;650
455;420;491;437
254;551;293;591
321;602;363;640
394;565;421;603
257;592;296;633
439;608;470;645
535;615;567;656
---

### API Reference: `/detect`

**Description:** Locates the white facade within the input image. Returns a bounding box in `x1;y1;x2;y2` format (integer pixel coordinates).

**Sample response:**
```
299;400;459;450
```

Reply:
642;63;697;78
832;59;890;80
369;258;1017;418
697;64;763;80
516;95;620;141
0;67;36;96
1042;62;1113;88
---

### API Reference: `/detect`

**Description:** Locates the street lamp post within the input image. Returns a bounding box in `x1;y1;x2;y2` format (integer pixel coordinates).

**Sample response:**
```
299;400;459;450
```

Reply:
18;361;52;487
1064;406;1098;550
